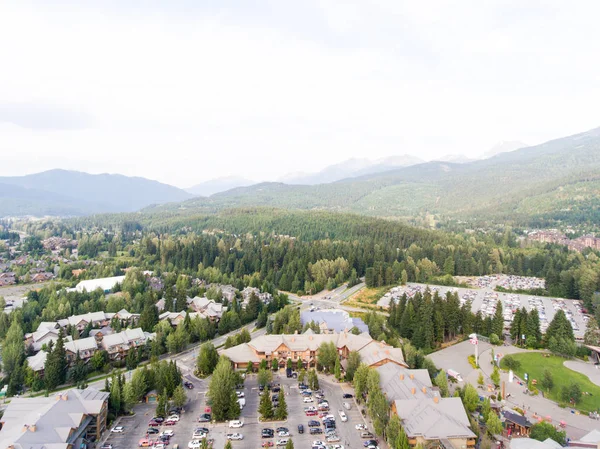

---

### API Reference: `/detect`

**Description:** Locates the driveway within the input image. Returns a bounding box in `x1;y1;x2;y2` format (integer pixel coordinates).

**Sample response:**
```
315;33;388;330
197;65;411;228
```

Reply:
564;360;600;387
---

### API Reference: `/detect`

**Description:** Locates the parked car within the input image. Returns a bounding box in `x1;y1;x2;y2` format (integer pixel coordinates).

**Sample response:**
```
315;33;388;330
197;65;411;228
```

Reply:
100;445;113;449
355;424;367;431
148;421;161;427
327;434;341;443
262;443;274;448
188;440;203;449
272;386;281;393
229;420;244;428
343;402;352;410
160;430;175;438
363;439;379;447
195;427;209;435
184;381;194;389
236;391;245;398
167;415;180;422
154;443;166;449
278;431;290;437
339;411;348;422
164;420;177;426
198;414;211;422
111;426;125;433
360;432;375;439
306;410;318;416
310;428;323;435
147;428;160;435
138;439;152;447
342;393;353;398
298;424;304;434
152;417;165;423
226;433;244;441
276;439;289;446
262;429;275;438
308;420;320;427
304;397;314;403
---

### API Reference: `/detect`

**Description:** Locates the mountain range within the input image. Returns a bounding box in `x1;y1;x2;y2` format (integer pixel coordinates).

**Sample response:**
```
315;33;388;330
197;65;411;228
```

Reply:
2;129;597;225
0;170;192;217
146;127;600;226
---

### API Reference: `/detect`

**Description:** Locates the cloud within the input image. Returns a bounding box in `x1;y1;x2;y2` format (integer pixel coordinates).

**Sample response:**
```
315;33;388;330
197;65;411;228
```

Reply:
0;1;599;187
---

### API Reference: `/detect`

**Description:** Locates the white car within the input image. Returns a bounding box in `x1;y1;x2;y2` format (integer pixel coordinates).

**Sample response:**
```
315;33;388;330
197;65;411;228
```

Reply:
111;426;125;433
327;434;341;443
154;444;166;449
188;441;202;449
192;432;207;439
278;431;290;437
167;415;180;422
226;433;244;441
355;424;367;431
229;420;244;428
329;445;345;449
160;430;174;437
303;397;314;403
312;441;325;447
236;391;245;398
338;411;348;422
276;439;289;446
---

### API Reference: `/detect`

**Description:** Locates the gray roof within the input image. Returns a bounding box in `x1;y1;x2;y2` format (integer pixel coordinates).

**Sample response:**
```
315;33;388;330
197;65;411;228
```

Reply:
376;363;436;402
395;397;475;440
65;336;98;354
101;328;146;349
510;438;562;449
26;351;48;372
0;387;109;449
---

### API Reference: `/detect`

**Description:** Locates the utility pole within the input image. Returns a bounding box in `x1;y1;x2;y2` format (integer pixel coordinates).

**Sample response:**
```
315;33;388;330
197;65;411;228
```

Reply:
469;333;479;366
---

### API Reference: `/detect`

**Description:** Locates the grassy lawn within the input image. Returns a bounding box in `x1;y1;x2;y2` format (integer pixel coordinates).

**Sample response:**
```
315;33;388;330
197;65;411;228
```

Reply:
500;352;600;413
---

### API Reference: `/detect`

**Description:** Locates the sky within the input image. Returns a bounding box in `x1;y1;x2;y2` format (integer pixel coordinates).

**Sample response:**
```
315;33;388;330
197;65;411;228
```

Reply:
1;1;600;189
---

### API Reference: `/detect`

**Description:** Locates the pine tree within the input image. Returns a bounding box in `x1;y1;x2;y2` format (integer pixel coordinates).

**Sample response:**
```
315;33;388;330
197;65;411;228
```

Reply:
44;328;67;390
155;388;168;417
207;356;240;421
491;300;504;337
274;387;288;420
172;384;187;408
259;386;274;420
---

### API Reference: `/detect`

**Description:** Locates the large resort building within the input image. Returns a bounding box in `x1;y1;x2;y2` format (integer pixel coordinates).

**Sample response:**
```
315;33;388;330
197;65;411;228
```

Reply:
221;330;407;370
0;387;109;449
223;330;476;449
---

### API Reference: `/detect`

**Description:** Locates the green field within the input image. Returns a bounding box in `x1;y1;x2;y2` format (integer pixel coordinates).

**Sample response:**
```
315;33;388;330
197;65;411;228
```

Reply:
500;352;600;413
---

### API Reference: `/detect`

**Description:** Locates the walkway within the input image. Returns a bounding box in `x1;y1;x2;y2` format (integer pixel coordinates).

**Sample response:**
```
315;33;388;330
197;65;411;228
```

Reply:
564;360;600;387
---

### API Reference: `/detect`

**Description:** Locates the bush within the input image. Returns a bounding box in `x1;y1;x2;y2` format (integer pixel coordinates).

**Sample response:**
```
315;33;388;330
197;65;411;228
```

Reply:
502;355;521;371
489;333;500;345
468;355;479;369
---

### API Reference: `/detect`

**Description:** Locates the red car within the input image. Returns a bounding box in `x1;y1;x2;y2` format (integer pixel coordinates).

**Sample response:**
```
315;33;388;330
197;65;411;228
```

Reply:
306;410;318;416
148;421;161;427
164;420;177;426
262;443;274;448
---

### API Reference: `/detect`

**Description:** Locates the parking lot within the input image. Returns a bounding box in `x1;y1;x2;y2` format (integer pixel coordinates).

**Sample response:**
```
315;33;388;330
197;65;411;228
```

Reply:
102;370;378;449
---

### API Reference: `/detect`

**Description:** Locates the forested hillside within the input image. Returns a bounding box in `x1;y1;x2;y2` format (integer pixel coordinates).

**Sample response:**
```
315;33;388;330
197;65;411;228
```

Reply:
34;208;600;312
146;127;600;228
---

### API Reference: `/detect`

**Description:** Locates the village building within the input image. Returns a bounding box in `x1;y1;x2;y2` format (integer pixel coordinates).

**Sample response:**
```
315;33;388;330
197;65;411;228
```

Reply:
65;337;99;364
0;387;109;448
221;330;407;370
187;296;226;321
100;328;151;360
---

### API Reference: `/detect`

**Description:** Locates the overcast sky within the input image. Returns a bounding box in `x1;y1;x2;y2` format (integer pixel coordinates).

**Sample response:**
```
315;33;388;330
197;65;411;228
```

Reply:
1;1;600;188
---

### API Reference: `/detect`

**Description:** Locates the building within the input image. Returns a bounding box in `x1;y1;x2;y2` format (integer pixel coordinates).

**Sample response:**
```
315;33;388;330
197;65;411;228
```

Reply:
511;438;563;449
300;309;368;334
377;362;475;449
0;387;109;449
241;287;272;305
221;330;407;370
187;296;226;321
569;429;600;448
26;351;48;375
100;328;151;360
75;275;126;293
65;337;99;363
502;411;532;438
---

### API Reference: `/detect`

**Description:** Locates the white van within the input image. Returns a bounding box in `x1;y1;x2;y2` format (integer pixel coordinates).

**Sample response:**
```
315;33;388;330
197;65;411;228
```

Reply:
338;410;348;422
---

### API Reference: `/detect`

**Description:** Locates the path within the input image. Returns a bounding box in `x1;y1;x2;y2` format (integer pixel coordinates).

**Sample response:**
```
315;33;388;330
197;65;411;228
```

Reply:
477;346;600;440
564;360;600;387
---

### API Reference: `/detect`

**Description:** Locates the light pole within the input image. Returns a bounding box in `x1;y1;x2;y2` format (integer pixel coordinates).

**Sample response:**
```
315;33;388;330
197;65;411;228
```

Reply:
469;333;479;367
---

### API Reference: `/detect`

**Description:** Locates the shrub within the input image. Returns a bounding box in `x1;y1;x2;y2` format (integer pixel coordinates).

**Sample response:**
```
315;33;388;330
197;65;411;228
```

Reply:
502;355;521;371
489;333;500;345
468;355;479;369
